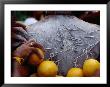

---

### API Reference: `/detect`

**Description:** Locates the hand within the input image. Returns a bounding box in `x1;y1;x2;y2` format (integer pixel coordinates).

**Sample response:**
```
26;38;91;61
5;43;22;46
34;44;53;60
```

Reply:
11;21;30;51
13;39;45;64
12;21;27;30
12;39;45;77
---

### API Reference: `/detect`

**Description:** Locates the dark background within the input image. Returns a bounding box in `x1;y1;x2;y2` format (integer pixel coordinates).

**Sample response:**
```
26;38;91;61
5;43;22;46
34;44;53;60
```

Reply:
0;0;109;87
11;11;100;25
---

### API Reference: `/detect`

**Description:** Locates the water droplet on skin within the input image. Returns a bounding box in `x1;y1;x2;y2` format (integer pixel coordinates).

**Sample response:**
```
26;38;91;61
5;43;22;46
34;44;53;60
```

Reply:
50;53;54;58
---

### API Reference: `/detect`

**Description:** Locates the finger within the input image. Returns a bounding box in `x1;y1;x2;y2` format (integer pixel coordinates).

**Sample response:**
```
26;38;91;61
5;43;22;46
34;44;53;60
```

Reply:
26;39;36;45
12;26;26;33
12;27;29;40
12;33;27;42
29;42;45;53
16;21;26;26
12;27;27;34
12;21;26;30
30;47;44;59
11;42;22;49
26;39;45;53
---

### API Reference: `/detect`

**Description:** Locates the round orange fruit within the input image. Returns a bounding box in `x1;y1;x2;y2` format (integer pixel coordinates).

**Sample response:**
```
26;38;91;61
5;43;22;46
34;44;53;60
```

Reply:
37;61;58;77
28;48;44;65
67;68;83;77
29;53;44;65
83;58;100;76
36;48;45;58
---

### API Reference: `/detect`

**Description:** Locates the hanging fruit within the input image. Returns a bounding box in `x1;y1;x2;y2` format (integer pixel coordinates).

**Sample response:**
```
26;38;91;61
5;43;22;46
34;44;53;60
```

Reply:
83;58;100;76
37;60;58;77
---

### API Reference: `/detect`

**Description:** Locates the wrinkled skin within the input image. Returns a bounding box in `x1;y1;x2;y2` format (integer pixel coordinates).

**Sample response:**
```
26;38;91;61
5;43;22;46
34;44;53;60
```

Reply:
11;22;45;77
13;39;44;59
11;12;99;75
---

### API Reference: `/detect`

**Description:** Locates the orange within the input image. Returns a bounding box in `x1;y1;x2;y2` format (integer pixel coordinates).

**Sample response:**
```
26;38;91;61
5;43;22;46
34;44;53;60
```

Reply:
29;53;43;65
37;61;58;77
28;48;44;65
67;68;83;77
83;58;100;76
36;48;44;58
